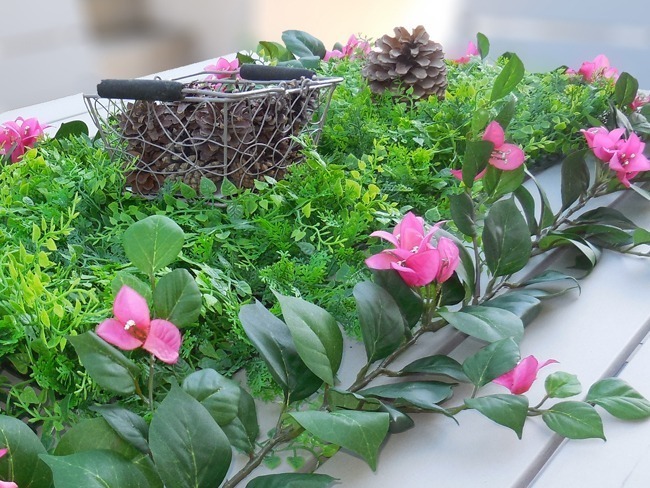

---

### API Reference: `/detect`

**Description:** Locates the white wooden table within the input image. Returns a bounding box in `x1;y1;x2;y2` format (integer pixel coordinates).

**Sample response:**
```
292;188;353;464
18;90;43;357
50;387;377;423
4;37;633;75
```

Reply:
2;61;649;488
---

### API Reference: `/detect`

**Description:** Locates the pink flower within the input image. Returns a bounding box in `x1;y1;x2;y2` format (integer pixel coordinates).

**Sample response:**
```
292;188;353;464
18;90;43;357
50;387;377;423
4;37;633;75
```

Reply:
581;126;625;162
0;448;18;488
0;117;46;163
630;92;650;111
568;54;618;83
453;41;479;64
452;121;525;180
493;355;558;395
324;49;344;61
204;57;239;81
325;34;371;61
365;212;459;287
606;132;650;187
96;285;182;364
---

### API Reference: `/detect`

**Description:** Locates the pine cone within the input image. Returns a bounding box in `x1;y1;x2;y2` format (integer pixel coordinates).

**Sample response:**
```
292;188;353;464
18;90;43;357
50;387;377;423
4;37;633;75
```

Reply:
363;25;447;99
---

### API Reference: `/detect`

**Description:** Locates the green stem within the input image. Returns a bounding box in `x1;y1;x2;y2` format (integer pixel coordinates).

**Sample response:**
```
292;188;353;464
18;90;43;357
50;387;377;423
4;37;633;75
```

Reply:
471;234;482;305
148;354;155;412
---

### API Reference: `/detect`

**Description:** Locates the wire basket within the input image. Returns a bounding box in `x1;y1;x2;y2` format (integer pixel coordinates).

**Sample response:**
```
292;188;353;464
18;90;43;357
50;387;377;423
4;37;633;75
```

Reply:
84;65;343;195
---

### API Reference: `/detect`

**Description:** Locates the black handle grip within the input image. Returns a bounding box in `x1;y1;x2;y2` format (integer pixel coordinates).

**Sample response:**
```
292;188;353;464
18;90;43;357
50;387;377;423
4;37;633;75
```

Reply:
239;64;316;81
97;79;185;102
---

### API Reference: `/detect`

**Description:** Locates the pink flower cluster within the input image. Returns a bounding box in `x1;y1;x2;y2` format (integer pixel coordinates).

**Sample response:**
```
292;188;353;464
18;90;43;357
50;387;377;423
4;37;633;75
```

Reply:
451;121;526;181
96;286;182;364
582;127;650;187
324;34;371;62
365;212;460;287
493;355;557;395
0;117;46;163
630;92;650;112
566;54;618;83
453;41;480;64
0;448;18;487
204;57;240;81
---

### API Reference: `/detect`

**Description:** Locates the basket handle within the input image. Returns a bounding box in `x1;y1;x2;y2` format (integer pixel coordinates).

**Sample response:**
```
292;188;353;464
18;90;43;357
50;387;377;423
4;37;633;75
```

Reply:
239;64;316;81
97;79;185;101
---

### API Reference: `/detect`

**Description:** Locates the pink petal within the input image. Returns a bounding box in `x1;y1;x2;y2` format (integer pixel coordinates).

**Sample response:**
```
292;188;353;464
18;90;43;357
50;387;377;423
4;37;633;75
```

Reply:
0;480;18;488
489;143;525;170
143;319;182;364
0;448;7;458
366;251;399;270
113;286;150;328
369;230;399;247
436;237;460;282
401;248;441;287
482;121;505;147
398;212;425;250
96;318;143;350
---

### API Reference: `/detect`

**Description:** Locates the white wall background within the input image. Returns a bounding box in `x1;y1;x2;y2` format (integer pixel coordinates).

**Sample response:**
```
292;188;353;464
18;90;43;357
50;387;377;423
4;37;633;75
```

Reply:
1;0;649;112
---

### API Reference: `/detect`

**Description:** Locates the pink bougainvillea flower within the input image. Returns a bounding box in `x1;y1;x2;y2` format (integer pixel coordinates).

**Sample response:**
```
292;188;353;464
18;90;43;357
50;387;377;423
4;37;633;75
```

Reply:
324;49;345;61
204;57;240;81
581;126;625;162
325;34;371;61
568;54;618;83
606;132;650;187
96;285;181;364
0;448;18;488
630;92;650;111
365;212;459;287
453;41;479;64
493;355;558;395
0;117;46;163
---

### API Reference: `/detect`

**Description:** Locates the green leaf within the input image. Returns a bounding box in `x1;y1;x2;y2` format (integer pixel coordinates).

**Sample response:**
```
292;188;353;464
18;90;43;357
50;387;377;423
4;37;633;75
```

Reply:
440;306;524;343
326;388;383;412
585;378;650;420
89;405;150;455
483;165;525;200
111;272;151;302
290;410;389;471
542;401;605;440
123;215;184;276
526;170;556;229
257;41;294;62
149;385;232;488
462;337;520;388
545;372;582;399
372;270;423;328
200;177;218;197
495;97;516;129
514;185;538;234
281;30;326;59
41;451;148;488
538;232;601;269
629;183;650;202
561;150;589;210
450;192;477;237
354;281;406;363
614;72;639;108
490;53;525;101
465;394;528;438
577;206;637;230
438;229;475;301
54;120;89;139
182;369;241;425
462;140;493;188
565;223;633;248
153;268;202;328
239;300;322;402
275;292;343;385
360;381;454;411
523;270;581;294
633;227;650;246
220;177;239;197
68;331;140;395
483;292;541;326
476;32;490;59
0;415;51;488
482;198;532;276
399;355;469;382
246;473;338;488
379;403;416;433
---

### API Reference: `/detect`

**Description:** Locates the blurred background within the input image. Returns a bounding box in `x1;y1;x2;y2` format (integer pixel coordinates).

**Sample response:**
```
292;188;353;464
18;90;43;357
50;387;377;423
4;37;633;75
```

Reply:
1;0;648;112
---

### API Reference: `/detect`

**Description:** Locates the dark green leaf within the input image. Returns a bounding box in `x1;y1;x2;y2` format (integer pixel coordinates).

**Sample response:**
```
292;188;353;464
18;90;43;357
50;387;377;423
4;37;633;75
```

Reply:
439;273;466;306
239;300;322;402
400;355;469;382
476;32;490;59
514;185;538;234
565;223;633;248
111;272;151;302
354;281;406;362
462;337;520;387
275;292;343;385
523;270;580;292
483;165;525;200
482;198;532;276
538;232;601;269
290;410;389;470
586;378;650;420
41;451;148;488
490;53;525;101
68;331;140;395
123;215;184;276
614;72;639;108
495;97;516;129
182;369;241;425
465;394;528;438
577;206;637;230
462;140;493;188
89;405;150;455
149;386;232;488
360;381;454;411
483;292;541;326
545;372;582;399
437;229;475;302
246;473;338;488
526;170;556;229
440;306;524;343
379;403;416;433
0;415;51;488
450;192;477;237
54;120;89;139
326;389;383;412
372;269;423;328
281;30;327;59
153;268;202;328
542;401;605;440
560;150;589;210
219;385;259;454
